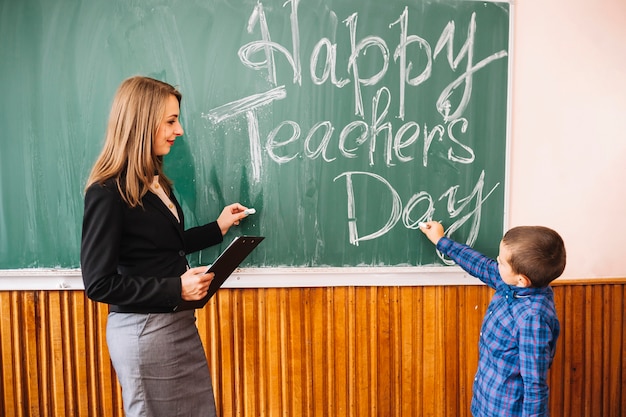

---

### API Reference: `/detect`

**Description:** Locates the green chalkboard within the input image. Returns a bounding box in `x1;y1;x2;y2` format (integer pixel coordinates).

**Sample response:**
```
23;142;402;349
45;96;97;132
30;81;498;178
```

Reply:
0;0;510;269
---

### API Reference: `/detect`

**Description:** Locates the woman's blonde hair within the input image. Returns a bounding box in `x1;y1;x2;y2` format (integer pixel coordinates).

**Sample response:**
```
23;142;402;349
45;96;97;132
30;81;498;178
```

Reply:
85;76;182;207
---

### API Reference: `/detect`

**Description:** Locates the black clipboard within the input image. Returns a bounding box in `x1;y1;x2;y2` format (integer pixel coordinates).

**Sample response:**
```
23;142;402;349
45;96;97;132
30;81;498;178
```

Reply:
179;236;264;309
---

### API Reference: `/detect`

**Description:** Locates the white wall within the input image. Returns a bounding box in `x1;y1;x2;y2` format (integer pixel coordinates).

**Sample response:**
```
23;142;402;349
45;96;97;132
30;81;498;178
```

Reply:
511;0;626;278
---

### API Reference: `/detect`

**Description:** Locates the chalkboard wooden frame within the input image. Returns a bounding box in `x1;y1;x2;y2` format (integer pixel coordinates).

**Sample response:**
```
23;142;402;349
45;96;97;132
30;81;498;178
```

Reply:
0;0;512;280
0;267;479;291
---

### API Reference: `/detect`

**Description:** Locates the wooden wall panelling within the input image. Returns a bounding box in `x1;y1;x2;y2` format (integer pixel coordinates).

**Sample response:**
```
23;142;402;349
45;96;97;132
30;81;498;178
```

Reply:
198;286;493;417
0;292;18;415
0;281;625;416
549;283;625;417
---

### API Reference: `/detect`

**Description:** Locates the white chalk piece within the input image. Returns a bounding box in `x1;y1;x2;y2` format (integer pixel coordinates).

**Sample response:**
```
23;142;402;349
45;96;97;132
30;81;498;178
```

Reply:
418;220;441;229
244;208;256;215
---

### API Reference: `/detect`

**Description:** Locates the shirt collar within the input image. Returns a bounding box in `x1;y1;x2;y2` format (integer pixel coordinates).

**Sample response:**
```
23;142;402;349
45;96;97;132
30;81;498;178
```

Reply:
502;284;551;304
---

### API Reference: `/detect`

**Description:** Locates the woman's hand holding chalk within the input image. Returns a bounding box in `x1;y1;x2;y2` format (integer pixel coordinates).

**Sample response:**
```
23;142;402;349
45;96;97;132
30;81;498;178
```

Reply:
244;208;256;215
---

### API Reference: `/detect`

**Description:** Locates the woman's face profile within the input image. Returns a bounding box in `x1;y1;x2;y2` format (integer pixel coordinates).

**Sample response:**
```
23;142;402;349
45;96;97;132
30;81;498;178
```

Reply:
154;95;184;156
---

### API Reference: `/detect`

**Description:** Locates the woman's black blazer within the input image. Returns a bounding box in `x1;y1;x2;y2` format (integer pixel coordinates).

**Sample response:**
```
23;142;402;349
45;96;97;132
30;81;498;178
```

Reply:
80;179;224;313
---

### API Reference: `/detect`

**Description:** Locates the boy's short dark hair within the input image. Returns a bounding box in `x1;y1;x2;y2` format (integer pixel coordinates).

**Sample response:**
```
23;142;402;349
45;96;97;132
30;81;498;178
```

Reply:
501;226;566;287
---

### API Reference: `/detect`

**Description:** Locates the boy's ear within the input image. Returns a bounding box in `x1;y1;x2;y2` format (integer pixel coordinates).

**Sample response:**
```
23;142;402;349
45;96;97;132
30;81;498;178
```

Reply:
517;274;532;288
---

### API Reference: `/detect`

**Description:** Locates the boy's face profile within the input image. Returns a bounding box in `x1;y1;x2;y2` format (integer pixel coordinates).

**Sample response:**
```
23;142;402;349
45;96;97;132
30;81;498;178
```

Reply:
497;241;530;288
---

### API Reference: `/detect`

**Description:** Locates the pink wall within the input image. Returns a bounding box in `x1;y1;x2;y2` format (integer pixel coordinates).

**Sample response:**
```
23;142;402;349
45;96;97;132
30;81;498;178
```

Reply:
510;0;626;278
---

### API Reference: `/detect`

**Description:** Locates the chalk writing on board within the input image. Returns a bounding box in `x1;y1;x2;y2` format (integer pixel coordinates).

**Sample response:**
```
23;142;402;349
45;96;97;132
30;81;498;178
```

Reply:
203;86;287;183
201;0;507;261
334;169;498;248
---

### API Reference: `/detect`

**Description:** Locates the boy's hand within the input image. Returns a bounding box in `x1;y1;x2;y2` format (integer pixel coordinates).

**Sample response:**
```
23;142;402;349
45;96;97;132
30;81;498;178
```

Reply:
419;221;445;245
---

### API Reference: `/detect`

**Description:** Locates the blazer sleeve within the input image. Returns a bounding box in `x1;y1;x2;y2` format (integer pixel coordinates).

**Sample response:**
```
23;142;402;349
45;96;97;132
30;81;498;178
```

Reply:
80;183;182;309
183;221;224;254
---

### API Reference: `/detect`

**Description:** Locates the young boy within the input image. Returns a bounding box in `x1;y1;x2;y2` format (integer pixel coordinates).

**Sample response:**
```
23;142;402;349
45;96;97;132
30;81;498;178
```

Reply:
419;222;566;417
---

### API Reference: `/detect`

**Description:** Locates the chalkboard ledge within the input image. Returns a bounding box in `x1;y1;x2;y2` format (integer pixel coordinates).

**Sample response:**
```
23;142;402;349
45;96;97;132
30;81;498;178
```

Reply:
0;267;484;291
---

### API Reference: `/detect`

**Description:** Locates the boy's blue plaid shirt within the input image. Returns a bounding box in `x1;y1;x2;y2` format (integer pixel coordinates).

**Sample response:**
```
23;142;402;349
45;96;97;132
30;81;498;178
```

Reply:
437;237;559;417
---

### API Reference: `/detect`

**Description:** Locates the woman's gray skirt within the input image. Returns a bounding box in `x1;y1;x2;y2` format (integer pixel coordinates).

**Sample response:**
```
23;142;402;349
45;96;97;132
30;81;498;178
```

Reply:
107;310;217;417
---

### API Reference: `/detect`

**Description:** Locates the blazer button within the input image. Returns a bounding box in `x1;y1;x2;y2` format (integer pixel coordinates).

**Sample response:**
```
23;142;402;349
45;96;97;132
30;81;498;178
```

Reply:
178;250;186;257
